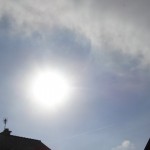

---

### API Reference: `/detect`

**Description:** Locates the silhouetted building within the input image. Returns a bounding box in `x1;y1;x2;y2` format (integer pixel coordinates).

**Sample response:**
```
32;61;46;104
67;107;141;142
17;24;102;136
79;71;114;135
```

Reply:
144;138;150;150
0;128;51;150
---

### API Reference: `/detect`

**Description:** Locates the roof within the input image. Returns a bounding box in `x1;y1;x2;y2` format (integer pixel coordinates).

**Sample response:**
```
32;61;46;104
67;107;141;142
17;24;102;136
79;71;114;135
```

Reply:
144;138;150;150
0;129;51;150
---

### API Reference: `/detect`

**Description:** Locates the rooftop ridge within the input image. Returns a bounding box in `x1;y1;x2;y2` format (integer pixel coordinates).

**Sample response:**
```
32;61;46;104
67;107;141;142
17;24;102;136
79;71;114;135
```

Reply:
10;134;41;142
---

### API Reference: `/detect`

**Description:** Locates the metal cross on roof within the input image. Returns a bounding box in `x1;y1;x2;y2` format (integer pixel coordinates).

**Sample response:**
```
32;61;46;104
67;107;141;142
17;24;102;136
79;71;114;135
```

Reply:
3;118;7;129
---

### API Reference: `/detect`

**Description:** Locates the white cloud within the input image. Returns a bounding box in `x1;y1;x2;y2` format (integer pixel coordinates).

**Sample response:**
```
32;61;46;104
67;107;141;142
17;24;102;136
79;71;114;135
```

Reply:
112;140;135;150
0;0;150;65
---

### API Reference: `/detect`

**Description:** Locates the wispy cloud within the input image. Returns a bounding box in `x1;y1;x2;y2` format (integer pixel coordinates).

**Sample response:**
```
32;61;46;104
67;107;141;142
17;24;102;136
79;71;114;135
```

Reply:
0;0;150;65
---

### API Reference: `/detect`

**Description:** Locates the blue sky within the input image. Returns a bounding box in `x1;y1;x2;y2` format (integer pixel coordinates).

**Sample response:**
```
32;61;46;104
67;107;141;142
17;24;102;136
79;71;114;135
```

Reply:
0;0;150;150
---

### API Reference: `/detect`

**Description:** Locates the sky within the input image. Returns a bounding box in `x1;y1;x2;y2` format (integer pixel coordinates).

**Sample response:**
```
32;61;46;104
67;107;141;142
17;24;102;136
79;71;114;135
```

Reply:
0;0;150;150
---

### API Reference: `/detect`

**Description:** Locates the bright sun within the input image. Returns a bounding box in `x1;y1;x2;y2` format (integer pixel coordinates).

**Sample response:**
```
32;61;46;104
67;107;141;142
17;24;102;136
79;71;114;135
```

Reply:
27;68;71;111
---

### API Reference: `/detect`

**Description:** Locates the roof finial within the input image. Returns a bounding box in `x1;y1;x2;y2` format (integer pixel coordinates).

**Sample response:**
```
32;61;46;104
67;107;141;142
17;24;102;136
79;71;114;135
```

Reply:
3;118;7;129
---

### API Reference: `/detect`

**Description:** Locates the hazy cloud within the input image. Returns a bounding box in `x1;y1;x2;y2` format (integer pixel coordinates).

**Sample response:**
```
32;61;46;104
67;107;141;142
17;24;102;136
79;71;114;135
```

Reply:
0;0;150;65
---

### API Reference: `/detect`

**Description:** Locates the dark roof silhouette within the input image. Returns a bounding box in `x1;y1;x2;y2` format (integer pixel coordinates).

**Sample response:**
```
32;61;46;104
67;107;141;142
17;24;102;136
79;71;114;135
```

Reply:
144;138;150;150
0;128;51;150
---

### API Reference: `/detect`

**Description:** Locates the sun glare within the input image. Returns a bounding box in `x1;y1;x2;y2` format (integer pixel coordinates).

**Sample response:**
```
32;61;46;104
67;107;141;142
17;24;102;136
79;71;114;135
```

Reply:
27;68;71;111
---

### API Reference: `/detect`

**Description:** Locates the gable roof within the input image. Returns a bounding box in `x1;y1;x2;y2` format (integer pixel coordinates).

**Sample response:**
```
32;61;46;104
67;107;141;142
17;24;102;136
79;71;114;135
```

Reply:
0;129;51;150
144;138;150;150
